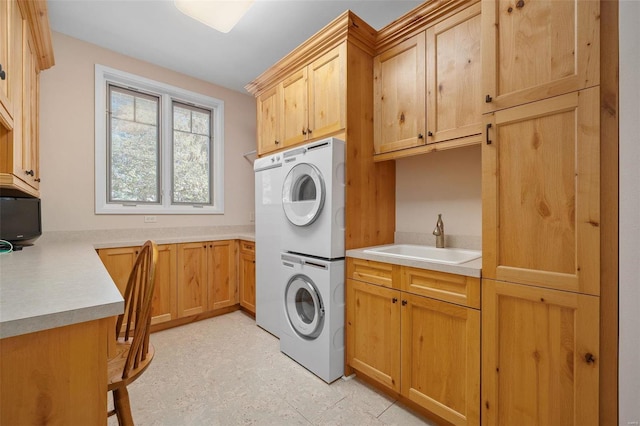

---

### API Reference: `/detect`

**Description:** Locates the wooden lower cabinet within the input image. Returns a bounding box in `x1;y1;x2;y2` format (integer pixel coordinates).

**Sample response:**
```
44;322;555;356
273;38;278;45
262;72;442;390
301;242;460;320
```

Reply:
346;258;481;426
99;240;239;329
239;240;256;314
482;279;599;426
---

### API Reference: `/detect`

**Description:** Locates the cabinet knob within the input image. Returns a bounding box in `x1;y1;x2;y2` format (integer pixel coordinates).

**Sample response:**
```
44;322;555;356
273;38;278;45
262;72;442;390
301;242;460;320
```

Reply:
401;300;408;306
584;352;596;365
0;64;5;81
392;297;398;303
418;133;423;139
275;140;280;145
485;94;493;103
427;131;433;137
302;128;307;135
35;178;41;182
25;169;34;176
307;128;312;134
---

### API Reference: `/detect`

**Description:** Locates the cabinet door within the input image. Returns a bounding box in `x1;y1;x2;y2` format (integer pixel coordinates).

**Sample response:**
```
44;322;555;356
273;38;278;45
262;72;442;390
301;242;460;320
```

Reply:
206;240;238;311
98;246;138;295
281;68;308;147
481;0;599;112
0;0;12;124
257;85;281;155
308;44;345;140
426;3;482;144
373;32;426;155
482;279;599;426
151;244;177;325
20;27;39;190
239;241;256;314
346;278;401;392
177;242;208;317
482;88;600;295
401;293;480;426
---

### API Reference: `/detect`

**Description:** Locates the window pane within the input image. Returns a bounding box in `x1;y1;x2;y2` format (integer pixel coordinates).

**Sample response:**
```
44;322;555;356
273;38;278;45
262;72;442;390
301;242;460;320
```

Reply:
172;103;212;204
109;86;160;203
173;106;191;132
192;110;210;136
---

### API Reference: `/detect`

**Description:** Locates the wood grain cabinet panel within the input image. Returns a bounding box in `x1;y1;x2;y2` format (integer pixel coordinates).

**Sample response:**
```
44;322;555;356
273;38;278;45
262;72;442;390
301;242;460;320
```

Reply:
347;257;398;288
481;0;600;112
402;266;480;309
281;67;308;147
151;244;178;325
402;292;480;426
177;242;208;317
256;85;281;155
482;279;599;426
374;32;426;155
98;246;139;295
207;240;238;311
0;0;14;125
426;3;482;144
239;240;256;314
482;88;600;295
346;278;401;392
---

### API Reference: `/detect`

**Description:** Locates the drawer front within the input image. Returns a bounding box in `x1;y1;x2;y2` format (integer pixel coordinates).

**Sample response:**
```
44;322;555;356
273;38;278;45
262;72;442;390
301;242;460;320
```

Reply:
240;240;255;255
401;267;480;309
347;258;399;289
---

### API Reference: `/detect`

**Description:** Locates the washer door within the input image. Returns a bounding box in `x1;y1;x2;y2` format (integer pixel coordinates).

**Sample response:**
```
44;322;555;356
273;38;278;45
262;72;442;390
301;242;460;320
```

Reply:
282;163;325;226
284;274;324;339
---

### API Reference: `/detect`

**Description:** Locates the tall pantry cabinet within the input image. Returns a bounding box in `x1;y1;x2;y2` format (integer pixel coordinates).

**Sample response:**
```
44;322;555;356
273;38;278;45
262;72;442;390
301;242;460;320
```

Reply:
481;0;617;424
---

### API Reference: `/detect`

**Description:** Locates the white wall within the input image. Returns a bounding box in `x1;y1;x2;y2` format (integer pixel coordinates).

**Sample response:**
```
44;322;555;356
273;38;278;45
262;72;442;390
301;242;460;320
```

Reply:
395;144;482;237
619;1;640;423
39;32;256;232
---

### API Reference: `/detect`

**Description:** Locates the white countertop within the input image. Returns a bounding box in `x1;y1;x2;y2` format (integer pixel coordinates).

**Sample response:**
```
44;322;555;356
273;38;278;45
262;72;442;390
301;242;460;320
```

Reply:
0;229;255;339
346;244;482;278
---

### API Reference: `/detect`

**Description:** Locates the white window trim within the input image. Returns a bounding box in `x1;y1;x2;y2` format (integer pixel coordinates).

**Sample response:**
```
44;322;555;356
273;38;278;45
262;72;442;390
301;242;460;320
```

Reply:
95;64;224;214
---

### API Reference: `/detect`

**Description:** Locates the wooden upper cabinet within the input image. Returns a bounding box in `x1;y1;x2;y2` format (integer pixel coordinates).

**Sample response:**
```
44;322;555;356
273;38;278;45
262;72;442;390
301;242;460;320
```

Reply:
280;44;346;149
256;85;281;155
374;32;426;155
482;88;600;295
426;3;482;144
481;0;600;112
308;45;345;140
281;67;308;147
20;27;39;191
482;279;599;426
0;0;13;126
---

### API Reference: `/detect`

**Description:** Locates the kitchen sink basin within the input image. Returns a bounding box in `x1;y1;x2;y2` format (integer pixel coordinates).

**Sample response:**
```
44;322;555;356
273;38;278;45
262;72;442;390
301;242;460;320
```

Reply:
363;244;481;265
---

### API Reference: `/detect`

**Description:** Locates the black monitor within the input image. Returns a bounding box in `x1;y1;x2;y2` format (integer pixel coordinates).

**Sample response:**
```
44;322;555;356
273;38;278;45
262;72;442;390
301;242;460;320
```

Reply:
0;197;42;248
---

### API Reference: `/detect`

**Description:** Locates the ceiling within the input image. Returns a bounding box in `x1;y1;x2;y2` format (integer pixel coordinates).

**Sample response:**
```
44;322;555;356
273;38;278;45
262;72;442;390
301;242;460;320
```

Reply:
47;0;423;95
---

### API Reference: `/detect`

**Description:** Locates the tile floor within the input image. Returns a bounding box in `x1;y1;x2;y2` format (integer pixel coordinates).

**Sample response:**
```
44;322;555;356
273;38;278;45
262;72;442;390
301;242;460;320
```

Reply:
109;311;436;426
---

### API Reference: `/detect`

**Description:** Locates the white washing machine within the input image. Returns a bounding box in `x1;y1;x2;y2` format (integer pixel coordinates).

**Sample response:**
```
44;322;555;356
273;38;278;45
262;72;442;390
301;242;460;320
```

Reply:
254;151;285;338
279;252;345;383
281;138;345;260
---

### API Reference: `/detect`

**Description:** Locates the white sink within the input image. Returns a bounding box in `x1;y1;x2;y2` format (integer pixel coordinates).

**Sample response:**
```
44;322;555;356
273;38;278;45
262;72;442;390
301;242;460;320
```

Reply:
363;244;481;265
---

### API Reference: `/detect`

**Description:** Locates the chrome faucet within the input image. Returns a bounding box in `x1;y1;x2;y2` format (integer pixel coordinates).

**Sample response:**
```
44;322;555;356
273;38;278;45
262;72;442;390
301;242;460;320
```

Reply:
433;214;444;248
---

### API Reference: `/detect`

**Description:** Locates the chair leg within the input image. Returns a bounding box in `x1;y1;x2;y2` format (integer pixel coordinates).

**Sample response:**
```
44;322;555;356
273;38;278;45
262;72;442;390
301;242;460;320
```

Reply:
113;387;135;426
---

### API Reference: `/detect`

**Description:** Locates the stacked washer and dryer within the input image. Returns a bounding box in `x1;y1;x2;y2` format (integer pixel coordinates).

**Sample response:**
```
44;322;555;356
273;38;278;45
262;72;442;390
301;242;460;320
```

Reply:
254;137;346;383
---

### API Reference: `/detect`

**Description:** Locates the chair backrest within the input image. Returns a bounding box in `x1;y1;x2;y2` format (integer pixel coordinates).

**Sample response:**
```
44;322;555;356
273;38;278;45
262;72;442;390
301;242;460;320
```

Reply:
115;240;158;380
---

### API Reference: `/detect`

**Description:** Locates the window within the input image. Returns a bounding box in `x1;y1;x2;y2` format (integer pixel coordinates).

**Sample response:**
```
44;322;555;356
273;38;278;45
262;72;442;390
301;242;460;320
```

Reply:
95;65;224;214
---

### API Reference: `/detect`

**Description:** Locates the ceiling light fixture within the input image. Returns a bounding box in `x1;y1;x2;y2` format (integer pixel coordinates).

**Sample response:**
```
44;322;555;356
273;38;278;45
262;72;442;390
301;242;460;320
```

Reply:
174;0;255;33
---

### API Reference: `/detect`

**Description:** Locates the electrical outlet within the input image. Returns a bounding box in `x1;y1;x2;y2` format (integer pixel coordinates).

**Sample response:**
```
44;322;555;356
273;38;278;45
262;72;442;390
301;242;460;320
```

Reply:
144;216;157;223
249;212;255;222
627;421;639;426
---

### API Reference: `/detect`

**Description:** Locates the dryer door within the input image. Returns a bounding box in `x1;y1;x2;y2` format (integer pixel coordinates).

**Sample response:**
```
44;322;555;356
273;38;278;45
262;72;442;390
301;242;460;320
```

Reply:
282;163;325;226
284;274;325;339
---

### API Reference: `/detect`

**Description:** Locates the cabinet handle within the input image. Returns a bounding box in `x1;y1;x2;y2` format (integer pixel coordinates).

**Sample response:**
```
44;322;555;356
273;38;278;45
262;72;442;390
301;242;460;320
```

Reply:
302;128;307;135
427;131;433;137
0;64;5;81
401;300;407;306
25;169;34;176
486;123;493;145
485;95;493;103
35;178;41;182
418;133;423;139
392;297;398;303
307;128;312;134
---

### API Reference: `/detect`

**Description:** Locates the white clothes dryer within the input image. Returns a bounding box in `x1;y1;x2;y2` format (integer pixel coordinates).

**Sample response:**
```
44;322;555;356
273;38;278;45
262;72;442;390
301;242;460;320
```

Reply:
281;138;345;259
254;151;285;338
279;252;345;383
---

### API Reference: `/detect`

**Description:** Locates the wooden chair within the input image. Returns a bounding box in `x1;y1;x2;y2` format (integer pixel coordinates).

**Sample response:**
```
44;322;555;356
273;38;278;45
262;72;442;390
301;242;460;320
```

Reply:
107;240;158;425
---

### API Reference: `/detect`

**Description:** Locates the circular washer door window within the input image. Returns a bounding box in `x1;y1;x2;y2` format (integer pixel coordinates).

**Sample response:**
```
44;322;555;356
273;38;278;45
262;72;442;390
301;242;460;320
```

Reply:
284;274;325;339
282;163;325;226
